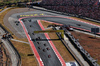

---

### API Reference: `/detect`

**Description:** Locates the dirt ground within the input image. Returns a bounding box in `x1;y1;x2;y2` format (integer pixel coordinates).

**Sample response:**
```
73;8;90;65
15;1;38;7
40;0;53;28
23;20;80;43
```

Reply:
41;20;75;62
70;31;100;65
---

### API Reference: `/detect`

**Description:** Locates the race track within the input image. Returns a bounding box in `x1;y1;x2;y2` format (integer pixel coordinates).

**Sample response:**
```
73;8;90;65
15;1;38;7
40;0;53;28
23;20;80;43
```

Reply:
20;20;63;66
8;8;100;66
20;16;100;33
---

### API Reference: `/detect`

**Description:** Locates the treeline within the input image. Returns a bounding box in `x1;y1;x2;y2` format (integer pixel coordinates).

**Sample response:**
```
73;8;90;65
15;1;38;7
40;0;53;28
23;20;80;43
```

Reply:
0;0;39;3
0;1;24;7
0;0;40;7
0;2;17;7
0;0;29;3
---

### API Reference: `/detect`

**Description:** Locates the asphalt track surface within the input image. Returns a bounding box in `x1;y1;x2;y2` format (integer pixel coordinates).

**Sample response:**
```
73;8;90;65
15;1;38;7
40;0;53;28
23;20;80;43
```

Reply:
21;16;100;33
9;10;100;39
7;8;100;66
19;16;100;66
19;19;63;66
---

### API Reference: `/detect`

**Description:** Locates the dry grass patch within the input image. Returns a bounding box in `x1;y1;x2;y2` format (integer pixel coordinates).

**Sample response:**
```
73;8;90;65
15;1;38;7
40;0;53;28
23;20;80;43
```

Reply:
41;20;55;28
71;17;100;26
12;35;28;42
48;33;75;62
70;31;100;65
41;20;75;62
11;40;38;66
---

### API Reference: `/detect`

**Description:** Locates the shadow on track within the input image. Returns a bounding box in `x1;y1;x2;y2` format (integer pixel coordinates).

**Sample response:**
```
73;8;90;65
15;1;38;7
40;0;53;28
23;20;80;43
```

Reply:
32;39;60;41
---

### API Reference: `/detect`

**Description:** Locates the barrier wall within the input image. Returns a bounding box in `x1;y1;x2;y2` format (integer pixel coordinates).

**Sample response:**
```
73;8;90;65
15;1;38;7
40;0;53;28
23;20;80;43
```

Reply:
63;27;99;66
48;25;99;66
52;27;82;66
0;24;21;66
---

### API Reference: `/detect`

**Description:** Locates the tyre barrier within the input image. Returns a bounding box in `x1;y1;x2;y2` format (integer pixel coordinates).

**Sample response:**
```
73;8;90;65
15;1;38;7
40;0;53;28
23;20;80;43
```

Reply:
62;27;99;66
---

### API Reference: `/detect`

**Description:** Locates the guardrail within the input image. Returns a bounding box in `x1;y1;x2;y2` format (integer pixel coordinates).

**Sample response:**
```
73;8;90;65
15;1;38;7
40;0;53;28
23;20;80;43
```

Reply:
62;27;99;66
1;43;11;66
7;39;21;66
0;24;21;66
